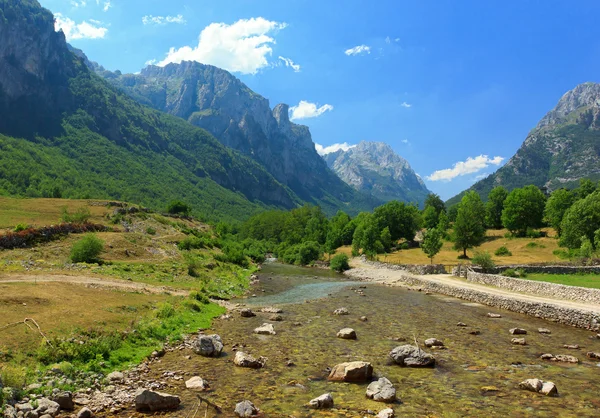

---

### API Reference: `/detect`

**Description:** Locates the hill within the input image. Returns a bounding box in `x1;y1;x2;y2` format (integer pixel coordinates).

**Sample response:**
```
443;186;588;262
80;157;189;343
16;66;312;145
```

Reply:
323;141;431;206
447;82;600;206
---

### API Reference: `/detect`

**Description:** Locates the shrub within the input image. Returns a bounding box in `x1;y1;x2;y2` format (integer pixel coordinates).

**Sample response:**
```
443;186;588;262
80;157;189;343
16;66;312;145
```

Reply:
525;242;545;249
330;253;350;272
146;227;156;235
189;290;210;305
70;234;104;263
399;242;410;250
494;246;512;256
61;206;91;224
13;223;29;232
215;242;249;268
553;248;579;260
501;268;518;277
182;299;203;312
525;228;544;238
178;236;212;251
155;303;175;319
471;251;495;272
166;201;191;216
0;364;27;388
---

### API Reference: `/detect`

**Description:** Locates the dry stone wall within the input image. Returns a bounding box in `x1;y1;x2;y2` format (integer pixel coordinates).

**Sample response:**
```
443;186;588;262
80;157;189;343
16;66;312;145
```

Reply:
362;258;446;275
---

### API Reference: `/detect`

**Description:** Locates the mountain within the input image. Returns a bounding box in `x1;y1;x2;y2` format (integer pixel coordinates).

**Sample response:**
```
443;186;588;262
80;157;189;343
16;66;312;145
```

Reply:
322;141;431;206
0;0;302;221
88;61;379;215
447;82;600;206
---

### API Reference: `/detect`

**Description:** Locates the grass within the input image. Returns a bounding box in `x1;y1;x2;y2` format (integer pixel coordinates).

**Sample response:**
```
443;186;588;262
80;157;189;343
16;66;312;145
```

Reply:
523;273;600;289
339;228;562;266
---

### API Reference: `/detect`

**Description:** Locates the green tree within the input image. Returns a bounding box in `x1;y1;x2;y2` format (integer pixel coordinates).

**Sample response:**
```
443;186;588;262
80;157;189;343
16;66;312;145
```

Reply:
560;192;600;249
325;211;351;253
424;193;446;217
373;200;421;242
330;253;350;272
437;210;450;238
501;185;546;236
580;236;594;261
70;234;104;263
453;191;486;258
166;200;191;216
576;178;597;199
352;214;382;257
447;205;459;223
421;228;443;264
422;206;438;229
485;186;508;229
380;227;392;252
544;189;576;236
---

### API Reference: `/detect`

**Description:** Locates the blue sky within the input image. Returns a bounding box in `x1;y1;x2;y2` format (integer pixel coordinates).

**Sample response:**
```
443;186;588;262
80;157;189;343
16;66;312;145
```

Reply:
41;0;600;200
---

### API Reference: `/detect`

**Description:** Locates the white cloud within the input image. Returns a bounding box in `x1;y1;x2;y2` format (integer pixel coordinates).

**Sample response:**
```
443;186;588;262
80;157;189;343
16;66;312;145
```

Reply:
400;101;412;108
145;59;157;66
54;13;108;40
71;0;86;7
278;56;300;72
142;14;186;25
345;44;371;56
426;155;504;182
401;139;410;144
315;142;356;156
289;100;334;120
103;1;111;11
473;173;490;181
154;17;286;74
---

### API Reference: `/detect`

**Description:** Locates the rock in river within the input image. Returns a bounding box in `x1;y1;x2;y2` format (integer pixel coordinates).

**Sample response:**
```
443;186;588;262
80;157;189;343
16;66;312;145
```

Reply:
240;308;256;318
424;338;444;348
510;328;527;335
253;323;276;335
328;361;373;382
511;338;526;345
185;376;209;391
234;400;259;417
389;345;435;367
337;328;357;339
519;379;558;397
333;307;349;315
193;334;224;357
309;393;334;409
366;377;396;403
234;351;266;368
377;409;395;418
134;389;180;412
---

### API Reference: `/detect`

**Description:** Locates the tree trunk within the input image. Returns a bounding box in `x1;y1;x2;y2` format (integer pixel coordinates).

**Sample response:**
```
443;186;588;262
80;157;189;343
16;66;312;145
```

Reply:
463;248;467;258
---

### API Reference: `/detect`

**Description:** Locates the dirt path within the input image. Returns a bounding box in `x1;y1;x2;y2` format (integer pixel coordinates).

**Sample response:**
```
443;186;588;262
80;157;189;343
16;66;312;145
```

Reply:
0;272;190;296
348;258;600;315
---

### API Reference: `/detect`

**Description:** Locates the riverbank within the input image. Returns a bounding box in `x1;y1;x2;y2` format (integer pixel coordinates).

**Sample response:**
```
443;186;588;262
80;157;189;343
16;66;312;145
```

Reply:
347;258;600;330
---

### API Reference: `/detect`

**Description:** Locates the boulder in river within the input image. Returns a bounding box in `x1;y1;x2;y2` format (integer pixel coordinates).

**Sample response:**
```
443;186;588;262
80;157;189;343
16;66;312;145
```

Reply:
193;334;224;357
185;376;209;391
328;361;373;382
308;393;334;409
389;345;435;367
511;338;526;345
333;307;349;315
134;389;181;412
52;391;74;411
234;351;266;368
424;338;444;348
366;377;396;403
234;400;259;417
261;307;283;313
538;328;551;334
563;344;579;349
519;379;558;397
269;314;283;321
509;328;527;335
587;352;600;359
76;407;94;418
337;328;357;339
487;313;502;318
240;308;256;318
253;323;276;335
553;354;579;363
377;409;395;418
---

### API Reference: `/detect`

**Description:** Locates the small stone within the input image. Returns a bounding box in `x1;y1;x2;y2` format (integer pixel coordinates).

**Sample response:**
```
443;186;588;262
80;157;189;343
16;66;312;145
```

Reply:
333;307;349;315
234;400;259;417
457;322;467;327
234;351;266;369
509;328;527;335
511;338;526;345
377;409;395;418
308;393;334;409
106;372;124;383
540;353;555;360
337;328;357;339
540;381;558;397
76;407;94;418
328;361;373;382
563;344;579;349
469;330;481;335
253;323;276;335
553;354;579;363
389;345;435;367
240;308;256;318
193;334;224;357
185;376;208;391
260;307;283;313
35;398;60;417
538;328;551;334
424;338;444;348
587;352;600;359
51;391;74;410
519;378;543;393
269;314;283;321
360;316;368;322
487;313;502;318
285;360;295;367
366;377;396;403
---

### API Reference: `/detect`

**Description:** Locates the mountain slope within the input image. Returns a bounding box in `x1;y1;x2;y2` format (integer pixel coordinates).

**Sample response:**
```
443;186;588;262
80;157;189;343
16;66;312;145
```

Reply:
447;82;600;206
323;141;431;206
95;61;379;214
0;0;301;221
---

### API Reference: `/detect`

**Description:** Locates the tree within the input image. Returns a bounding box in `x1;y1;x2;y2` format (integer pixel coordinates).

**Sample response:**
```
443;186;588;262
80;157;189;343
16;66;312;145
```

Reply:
576;178;597;199
544;189;576;236
352;214;382;257
167;200;191;216
330;253;350;272
501;185;546;236
447;204;459;223
421;228;443;264
71;234;104;263
380;227;392;252
373;201;421;242
560;192;600;249
422;206;438;229
453;191;486;258
424;193;446;217
325;211;351;253
485;186;508;229
437;210;450;238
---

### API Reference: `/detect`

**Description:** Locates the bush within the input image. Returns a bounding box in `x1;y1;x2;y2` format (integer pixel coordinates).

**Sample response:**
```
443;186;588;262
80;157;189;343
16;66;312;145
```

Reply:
501;268;527;278
399;242;410;250
525;228;544;238
525;242;545;249
215;242;249;268
494;246;512;256
471;251;495;272
155;303;175;319
178;236;213;251
330;253;350;272
553;248;579;260
189;290;210;305
70;234;104;263
61;206;91;224
166;201;191;216
146;227;156;235
13;223;29;232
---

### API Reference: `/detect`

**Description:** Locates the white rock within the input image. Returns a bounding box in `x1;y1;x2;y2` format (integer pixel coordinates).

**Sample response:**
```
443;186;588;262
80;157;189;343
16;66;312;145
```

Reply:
253;323;276;335
185;376;208;391
309;393;334;409
337;328;357;339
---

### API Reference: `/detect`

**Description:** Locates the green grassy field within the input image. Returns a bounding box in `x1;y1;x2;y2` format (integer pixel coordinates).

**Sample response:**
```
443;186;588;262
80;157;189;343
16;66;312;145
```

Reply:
523;273;600;289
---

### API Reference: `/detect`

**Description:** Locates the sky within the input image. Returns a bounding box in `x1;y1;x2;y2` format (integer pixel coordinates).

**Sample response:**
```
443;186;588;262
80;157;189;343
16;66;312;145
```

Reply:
40;0;600;200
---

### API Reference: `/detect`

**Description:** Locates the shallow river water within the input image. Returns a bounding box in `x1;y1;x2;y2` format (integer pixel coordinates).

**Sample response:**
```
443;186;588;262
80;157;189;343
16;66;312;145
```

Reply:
149;263;600;417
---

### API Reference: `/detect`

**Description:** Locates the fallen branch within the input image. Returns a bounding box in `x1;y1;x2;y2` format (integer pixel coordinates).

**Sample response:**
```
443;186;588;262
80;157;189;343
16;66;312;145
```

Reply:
0;318;53;347
195;394;222;413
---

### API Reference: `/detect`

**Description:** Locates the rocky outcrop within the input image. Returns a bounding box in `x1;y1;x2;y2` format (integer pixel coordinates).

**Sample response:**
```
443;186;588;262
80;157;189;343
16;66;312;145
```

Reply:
193;334;224;357
328;361;373;382
366;377;396;403
234;400;259;417
308;393;334;409
389;345;435;367
134;389;180;412
323;141;431;205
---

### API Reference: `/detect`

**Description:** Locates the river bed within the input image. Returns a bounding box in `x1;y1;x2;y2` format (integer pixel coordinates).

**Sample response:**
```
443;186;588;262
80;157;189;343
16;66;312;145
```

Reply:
145;263;600;417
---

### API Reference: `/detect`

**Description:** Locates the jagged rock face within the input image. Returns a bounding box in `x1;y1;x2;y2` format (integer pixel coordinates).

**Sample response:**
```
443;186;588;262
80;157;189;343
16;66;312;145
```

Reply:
323;141;431;206
101;61;366;209
448;82;600;205
0;0;80;137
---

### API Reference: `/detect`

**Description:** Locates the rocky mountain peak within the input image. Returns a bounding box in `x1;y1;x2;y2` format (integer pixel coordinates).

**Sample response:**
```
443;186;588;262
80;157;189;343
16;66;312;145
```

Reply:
272;103;290;130
537;82;600;129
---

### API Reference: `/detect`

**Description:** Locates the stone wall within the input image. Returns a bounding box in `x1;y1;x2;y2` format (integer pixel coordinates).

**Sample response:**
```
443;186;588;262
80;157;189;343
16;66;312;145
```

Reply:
471;265;600;275
362;258;446;275
466;270;600;305
376;273;600;331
